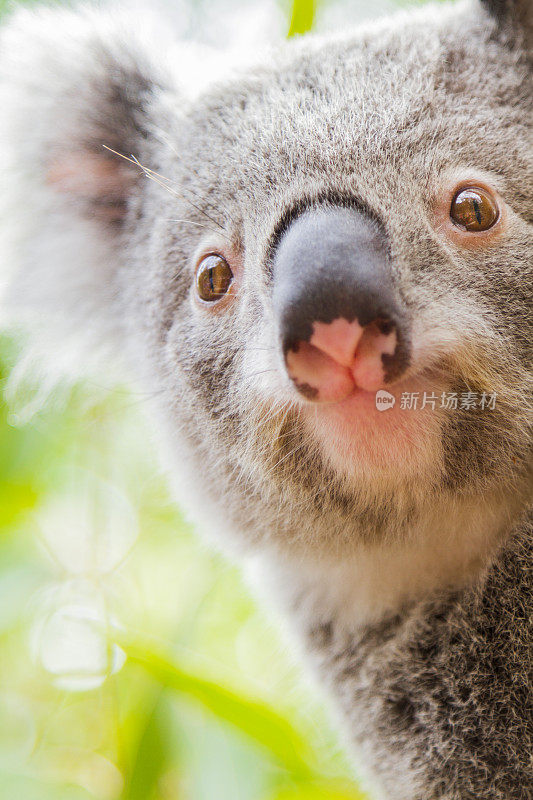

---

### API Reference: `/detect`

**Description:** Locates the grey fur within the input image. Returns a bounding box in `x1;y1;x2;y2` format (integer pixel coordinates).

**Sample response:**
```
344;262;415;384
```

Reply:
299;509;533;799
0;0;531;797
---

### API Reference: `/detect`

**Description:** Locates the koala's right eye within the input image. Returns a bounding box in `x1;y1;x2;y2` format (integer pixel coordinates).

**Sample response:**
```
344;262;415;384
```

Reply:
196;254;233;302
450;187;499;232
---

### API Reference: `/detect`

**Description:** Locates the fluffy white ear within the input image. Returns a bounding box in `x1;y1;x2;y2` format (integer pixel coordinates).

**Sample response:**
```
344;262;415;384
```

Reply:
0;7;171;348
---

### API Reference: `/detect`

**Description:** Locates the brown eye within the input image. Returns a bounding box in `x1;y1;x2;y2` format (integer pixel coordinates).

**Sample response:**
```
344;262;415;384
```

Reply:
450;187;499;232
196;254;233;302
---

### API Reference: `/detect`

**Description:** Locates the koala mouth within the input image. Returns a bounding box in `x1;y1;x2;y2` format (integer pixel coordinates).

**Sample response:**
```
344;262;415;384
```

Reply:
299;371;448;482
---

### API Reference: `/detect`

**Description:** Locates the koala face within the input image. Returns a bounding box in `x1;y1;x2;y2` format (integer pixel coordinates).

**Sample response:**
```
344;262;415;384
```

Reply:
1;0;532;555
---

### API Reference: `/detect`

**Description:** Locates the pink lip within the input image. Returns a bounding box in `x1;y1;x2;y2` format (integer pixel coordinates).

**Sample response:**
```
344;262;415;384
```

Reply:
300;374;449;476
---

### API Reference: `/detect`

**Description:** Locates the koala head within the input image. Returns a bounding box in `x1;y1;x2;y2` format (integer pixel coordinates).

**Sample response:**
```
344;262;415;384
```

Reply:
1;0;531;562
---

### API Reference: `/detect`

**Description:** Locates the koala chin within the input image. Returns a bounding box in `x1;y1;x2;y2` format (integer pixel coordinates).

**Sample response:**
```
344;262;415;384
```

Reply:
0;0;531;797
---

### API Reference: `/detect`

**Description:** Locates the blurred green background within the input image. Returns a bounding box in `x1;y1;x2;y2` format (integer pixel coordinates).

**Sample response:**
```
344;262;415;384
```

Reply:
0;0;437;798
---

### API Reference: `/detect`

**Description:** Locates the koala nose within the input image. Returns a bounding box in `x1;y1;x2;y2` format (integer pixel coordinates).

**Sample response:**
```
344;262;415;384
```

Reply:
272;206;409;402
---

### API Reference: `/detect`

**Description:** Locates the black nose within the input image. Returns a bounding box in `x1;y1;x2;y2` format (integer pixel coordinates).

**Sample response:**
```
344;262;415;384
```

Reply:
271;206;410;391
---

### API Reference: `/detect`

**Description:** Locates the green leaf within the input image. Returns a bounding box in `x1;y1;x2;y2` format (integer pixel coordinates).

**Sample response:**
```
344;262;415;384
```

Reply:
122;693;170;800
269;782;368;800
124;639;368;799
0;482;38;531
288;0;316;37
125;640;316;780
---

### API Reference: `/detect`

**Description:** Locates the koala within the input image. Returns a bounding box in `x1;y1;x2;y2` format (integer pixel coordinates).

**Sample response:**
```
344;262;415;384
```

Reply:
0;0;532;797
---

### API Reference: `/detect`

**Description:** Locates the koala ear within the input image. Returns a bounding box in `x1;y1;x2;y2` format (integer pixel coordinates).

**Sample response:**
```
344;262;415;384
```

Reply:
0;7;171;347
480;0;533;54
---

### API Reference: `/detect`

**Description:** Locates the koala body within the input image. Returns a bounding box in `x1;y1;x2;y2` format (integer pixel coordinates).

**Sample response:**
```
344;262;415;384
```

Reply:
0;0;532;797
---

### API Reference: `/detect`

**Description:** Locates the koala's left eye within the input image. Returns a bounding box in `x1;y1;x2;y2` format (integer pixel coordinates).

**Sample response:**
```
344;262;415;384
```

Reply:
450;187;499;232
196;254;233;302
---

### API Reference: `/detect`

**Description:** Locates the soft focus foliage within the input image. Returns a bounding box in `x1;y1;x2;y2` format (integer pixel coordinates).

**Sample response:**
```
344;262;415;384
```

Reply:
0;330;365;800
0;0;426;797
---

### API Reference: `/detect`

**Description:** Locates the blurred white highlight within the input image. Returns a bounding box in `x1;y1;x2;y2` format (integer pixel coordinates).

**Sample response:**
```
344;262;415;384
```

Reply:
31;581;126;691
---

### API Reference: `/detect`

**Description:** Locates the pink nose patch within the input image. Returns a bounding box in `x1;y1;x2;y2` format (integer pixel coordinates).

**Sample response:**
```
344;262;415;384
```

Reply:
286;317;397;402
